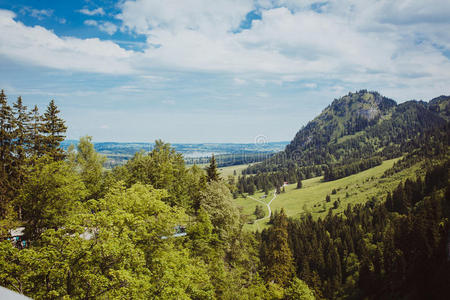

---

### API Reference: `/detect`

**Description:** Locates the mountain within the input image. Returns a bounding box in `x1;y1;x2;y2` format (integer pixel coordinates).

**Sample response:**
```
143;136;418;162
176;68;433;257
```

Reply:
241;90;449;190
429;95;450;121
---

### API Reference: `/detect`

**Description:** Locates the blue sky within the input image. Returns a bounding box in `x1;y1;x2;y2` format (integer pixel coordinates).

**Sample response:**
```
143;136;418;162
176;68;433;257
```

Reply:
0;0;449;143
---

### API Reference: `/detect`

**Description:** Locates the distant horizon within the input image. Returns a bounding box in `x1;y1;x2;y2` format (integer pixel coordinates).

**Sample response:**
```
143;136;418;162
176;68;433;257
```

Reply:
62;139;291;145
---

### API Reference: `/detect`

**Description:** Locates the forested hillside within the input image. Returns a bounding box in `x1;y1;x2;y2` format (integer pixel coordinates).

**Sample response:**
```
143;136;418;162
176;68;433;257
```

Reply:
0;89;449;299
238;90;449;194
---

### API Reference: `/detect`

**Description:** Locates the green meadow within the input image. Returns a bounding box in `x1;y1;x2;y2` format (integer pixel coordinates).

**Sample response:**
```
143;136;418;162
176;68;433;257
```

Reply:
236;158;424;231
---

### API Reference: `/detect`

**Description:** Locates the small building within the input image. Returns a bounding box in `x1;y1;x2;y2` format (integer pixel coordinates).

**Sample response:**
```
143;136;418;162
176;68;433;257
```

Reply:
8;227;26;248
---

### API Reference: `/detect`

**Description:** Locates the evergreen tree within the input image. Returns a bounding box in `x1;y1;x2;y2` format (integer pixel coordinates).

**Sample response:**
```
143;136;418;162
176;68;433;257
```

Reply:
41;100;67;160
276;185;281;194
12;96;31;220
206;154;220;182
29;105;44;158
254;205;265;219
262;208;295;286
0;90;16;219
297;179;302;189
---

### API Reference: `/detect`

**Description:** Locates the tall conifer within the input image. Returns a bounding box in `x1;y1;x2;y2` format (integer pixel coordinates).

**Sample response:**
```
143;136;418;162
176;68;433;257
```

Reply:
263;208;295;286
41;100;67;160
0;90;15;212
206;154;220;182
13;96;31;161
30;105;44;157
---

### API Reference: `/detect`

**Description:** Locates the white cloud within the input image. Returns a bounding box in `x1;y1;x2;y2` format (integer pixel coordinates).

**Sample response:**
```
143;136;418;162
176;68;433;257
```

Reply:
84;19;97;26
1;1;450;99
78;7;105;16
118;0;253;35
114;0;450;90
20;7;53;20
0;10;133;74
84;19;118;35
98;21;117;35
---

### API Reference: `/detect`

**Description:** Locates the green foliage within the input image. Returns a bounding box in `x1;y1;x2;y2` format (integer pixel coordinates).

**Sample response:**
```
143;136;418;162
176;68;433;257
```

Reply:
41;100;67;160
17;158;87;241
71;136;107;200
254;205;265;219
261;209;295;286
279;161;450;299
119;140;192;207
284;278;315;300
206;154;220;182
0;90;15;219
199;181;240;245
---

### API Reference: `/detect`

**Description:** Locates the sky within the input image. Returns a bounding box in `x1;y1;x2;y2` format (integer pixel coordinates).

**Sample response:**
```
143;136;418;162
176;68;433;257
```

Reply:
0;0;449;143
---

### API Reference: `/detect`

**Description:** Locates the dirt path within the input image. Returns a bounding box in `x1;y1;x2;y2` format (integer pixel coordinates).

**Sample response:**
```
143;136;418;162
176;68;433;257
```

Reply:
248;189;277;223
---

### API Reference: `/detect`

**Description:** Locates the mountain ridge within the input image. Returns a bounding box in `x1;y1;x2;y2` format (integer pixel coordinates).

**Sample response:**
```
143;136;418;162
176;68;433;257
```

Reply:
241;90;449;189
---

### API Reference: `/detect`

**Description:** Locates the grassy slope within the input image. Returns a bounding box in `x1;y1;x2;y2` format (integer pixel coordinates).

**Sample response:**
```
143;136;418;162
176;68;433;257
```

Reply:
236;158;424;231
218;163;252;178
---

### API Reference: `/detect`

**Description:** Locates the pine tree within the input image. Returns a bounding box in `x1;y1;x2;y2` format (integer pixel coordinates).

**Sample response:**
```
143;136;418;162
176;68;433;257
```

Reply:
263;208;295;286
41;100;67;160
0;90;16;218
29;105;44;158
12;96;32;220
276;185;281;194
12;96;31;157
206;154;220;182
297;179;302;189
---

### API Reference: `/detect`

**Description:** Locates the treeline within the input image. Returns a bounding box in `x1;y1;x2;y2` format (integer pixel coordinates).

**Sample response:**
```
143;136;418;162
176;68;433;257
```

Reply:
383;122;450;177
0;90;67;225
259;161;450;299
185;152;274;167
324;156;382;181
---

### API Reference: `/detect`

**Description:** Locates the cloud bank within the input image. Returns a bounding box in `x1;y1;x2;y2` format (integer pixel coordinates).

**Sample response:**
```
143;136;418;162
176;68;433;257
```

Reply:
1;0;449;98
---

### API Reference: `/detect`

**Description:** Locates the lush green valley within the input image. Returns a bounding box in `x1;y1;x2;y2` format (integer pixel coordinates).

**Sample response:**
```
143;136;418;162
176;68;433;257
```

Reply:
0;89;449;299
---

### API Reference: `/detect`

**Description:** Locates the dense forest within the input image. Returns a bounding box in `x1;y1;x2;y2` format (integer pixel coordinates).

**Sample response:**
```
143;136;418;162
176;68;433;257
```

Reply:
0;89;449;299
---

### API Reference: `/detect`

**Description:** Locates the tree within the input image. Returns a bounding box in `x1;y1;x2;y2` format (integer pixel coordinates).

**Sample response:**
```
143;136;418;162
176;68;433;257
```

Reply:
41;100;67;160
0;90;16;219
12;96;31;220
206;154;220;182
1;183;215;299
73;136;106;200
18;158;87;241
254;205;265;219
12;96;31;161
284;278;315;300
276;185;281;194
199;181;240;245
262;208;295;286
123;140;191;207
297;179;303;189
29;105;45;158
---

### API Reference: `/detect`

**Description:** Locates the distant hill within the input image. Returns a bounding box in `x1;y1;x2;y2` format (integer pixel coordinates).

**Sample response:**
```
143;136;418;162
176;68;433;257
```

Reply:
241;90;449;190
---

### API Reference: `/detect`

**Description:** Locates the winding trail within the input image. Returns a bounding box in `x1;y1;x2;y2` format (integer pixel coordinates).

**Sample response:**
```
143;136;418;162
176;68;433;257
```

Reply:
248;189;278;223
